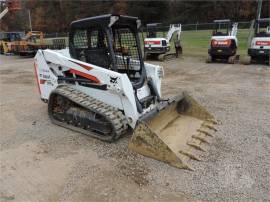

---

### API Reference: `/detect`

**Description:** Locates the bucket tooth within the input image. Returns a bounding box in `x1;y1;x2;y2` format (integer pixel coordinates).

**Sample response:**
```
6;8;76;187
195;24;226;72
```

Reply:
187;141;206;152
197;129;214;137
128;92;218;170
202;123;217;131
206;119;218;125
179;150;201;161
192;135;210;144
185;165;195;171
129;121;192;170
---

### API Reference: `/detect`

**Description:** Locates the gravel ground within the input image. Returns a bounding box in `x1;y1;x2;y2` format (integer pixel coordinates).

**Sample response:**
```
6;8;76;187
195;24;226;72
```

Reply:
0;55;269;202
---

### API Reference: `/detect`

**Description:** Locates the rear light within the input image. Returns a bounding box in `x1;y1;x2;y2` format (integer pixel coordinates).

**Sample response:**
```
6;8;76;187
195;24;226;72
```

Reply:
144;40;161;45
255;41;270;46
211;39;231;47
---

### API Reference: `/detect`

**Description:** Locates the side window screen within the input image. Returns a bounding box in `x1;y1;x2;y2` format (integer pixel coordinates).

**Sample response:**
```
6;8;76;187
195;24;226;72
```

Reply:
90;30;98;48
71;27;111;69
73;30;87;48
89;29;108;49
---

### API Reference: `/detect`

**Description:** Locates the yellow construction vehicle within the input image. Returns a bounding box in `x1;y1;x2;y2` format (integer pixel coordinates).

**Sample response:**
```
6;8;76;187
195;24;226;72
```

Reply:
0;31;24;54
11;31;45;56
0;0;22;54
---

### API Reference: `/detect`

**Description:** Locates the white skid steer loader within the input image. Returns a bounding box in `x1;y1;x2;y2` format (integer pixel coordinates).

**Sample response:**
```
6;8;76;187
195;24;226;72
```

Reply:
34;14;217;170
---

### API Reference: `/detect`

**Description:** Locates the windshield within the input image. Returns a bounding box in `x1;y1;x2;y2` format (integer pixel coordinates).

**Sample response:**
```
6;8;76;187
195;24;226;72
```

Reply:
146;25;166;38
112;26;142;73
70;25;144;85
213;23;230;36
255;21;270;37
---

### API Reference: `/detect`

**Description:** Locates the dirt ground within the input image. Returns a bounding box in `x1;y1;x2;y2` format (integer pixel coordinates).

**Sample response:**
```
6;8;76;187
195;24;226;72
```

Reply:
0;55;269;202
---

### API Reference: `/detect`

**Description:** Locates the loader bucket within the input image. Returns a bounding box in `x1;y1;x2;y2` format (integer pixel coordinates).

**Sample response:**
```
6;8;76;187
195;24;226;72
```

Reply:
128;92;217;170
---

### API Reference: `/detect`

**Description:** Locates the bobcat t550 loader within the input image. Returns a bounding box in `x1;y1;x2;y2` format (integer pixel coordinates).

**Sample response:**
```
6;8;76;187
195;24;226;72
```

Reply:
34;15;217;170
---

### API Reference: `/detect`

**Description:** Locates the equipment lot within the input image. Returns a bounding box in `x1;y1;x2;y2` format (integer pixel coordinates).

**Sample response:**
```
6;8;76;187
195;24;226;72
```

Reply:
0;55;269;201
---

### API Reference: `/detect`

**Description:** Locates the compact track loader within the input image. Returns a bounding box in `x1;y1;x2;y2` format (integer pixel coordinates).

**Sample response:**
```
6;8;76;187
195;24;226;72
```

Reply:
206;20;238;64
34;15;217;170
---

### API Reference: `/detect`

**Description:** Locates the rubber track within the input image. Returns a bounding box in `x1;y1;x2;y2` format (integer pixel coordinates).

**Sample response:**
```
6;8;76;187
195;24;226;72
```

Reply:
158;53;178;61
49;84;128;142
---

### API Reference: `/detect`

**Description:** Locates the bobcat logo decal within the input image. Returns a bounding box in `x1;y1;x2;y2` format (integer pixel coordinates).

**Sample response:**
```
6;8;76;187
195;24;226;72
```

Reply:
110;76;118;84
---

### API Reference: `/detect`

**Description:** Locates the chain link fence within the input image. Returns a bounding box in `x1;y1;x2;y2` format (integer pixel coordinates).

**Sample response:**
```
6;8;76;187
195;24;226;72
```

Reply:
182;21;251;31
139;21;251;32
140;21;252;56
43;21;252;38
41;21;252;56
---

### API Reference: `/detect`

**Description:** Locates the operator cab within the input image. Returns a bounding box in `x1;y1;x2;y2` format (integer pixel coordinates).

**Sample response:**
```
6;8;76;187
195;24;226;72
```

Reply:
69;14;145;89
254;18;270;37
146;23;163;38
212;19;231;36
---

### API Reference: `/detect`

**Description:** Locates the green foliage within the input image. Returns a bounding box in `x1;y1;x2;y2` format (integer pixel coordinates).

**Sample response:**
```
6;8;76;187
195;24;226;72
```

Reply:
1;0;268;34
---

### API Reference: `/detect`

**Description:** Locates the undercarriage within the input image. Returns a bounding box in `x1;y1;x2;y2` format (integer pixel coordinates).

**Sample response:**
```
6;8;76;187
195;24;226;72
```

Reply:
49;85;128;142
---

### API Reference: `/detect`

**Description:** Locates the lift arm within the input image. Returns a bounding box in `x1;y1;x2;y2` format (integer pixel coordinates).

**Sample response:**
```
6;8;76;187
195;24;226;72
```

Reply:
166;24;182;42
230;23;238;37
0;0;21;20
0;7;9;20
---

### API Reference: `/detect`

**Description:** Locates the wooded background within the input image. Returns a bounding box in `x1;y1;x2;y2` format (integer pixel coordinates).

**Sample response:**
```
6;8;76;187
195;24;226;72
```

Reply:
1;0;269;32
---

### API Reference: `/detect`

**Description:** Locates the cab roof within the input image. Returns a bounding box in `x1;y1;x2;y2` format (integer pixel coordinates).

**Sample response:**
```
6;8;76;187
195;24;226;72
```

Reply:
256;18;270;23
70;14;140;30
214;19;231;23
146;23;162;27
